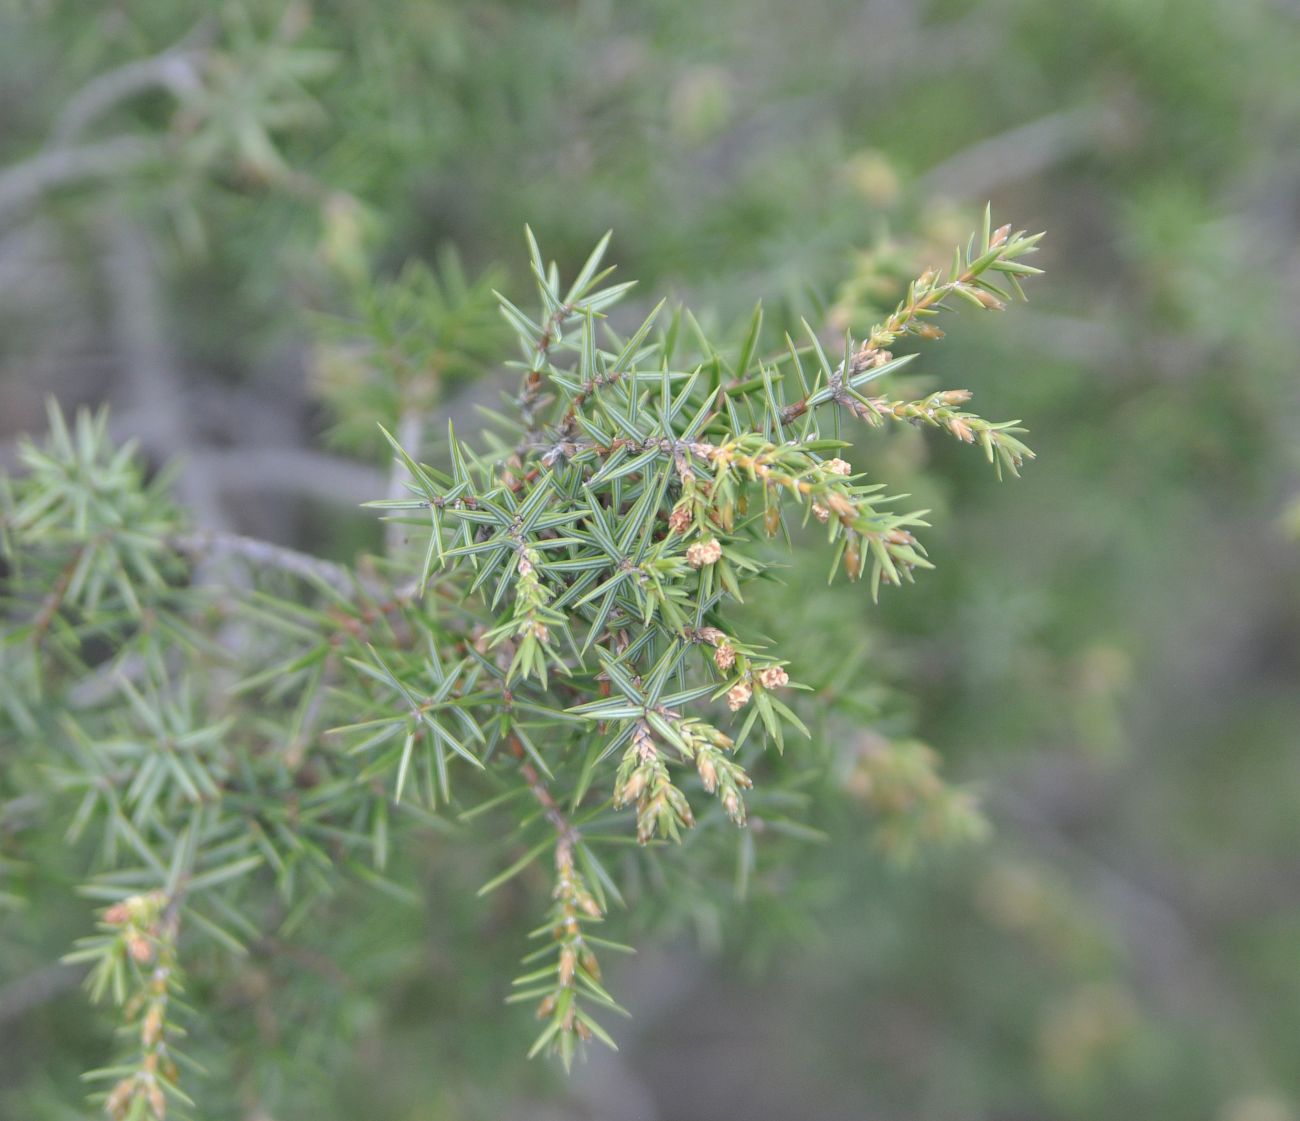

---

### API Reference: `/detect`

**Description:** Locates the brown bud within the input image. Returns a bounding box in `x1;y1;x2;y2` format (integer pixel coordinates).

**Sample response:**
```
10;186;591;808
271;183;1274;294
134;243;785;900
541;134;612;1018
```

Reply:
970;287;1005;310
147;1081;166;1120
537;993;557;1018
103;903;130;925
726;682;752;712
758;666;789;690
948;417;975;443
764;505;781;537
129;936;154;964
714;643;736;671
845;539;862;580
106;1078;134;1120
990;223;1012;248
633;723;656;758
668;506;692;534
697;753;718;792
827;493;855;519
617;769;646;804
823;457;852;476
686;538;722;567
555;845;575;876
937;389;973;405
558;946;577;987
142;1003;164;1047
914;323;945;340
722;789;744;823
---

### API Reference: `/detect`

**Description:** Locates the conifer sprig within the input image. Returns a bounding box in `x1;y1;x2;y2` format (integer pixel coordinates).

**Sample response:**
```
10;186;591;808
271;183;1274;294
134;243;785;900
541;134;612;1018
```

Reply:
0;209;1042;1094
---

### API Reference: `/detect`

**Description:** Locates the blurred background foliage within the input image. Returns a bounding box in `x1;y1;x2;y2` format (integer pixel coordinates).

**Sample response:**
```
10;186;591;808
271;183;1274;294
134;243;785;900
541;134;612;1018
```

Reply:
2;0;1300;1119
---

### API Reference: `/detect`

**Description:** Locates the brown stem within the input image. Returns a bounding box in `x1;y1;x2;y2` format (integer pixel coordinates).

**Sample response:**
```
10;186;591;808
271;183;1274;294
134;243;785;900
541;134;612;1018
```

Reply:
30;545;85;647
507;732;579;854
508;302;577;473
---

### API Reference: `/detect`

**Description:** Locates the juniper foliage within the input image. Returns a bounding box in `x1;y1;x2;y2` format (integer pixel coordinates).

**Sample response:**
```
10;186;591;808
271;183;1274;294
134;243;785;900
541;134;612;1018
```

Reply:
1;211;1041;1114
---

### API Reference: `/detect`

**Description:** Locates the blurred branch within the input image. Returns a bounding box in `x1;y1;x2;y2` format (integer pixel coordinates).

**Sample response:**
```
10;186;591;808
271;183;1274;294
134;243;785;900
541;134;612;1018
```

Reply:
52;51;204;146
190;448;384;506
0;24;211;228
919;106;1102;200
385;409;423;553
170;530;355;593
0;138;161;227
3;430;383;508
103;213;229;531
